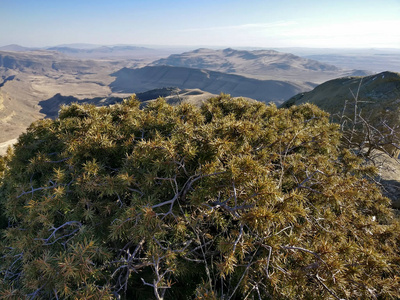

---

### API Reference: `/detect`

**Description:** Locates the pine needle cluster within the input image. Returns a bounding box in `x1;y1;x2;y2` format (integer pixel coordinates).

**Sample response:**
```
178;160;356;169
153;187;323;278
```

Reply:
0;95;399;299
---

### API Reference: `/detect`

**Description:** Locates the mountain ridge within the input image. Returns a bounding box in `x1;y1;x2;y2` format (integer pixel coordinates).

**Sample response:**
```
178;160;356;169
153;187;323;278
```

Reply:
281;71;400;111
110;65;314;104
151;48;368;83
0;47;392;155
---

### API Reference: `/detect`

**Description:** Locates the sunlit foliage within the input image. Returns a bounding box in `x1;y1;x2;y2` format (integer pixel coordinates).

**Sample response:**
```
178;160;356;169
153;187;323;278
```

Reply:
0;95;399;299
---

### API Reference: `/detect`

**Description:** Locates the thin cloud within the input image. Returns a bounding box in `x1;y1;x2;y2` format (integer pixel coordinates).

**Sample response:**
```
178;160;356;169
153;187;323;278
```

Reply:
179;21;296;32
276;20;400;48
284;20;400;38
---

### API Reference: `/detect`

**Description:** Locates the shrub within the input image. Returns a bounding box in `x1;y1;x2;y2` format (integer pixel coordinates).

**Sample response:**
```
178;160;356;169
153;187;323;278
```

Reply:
0;95;399;299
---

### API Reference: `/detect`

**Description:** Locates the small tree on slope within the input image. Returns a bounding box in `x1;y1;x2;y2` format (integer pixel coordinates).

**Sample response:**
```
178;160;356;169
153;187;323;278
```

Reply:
0;95;399;299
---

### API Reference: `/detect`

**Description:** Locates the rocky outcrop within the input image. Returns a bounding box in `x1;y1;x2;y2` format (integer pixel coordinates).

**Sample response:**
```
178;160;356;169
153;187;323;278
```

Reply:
369;150;400;209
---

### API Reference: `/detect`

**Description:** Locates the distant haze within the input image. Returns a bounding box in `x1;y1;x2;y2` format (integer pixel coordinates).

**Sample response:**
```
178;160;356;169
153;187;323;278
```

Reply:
1;0;399;49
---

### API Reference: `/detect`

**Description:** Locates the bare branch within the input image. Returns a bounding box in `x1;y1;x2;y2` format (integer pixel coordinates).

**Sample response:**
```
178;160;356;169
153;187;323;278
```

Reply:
44;157;71;164
231;224;244;254
17;180;73;199
261;245;272;279
281;245;326;267
3;252;23;280
111;238;146;293
26;285;45;299
295;169;325;189
153;237;192;253
315;274;343;300
179;171;226;202
35;221;82;246
228;243;264;300
140;255;174;300
127;187;144;197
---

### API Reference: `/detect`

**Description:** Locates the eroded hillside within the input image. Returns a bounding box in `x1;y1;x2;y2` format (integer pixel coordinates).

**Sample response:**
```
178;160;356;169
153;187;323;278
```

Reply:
0;51;138;149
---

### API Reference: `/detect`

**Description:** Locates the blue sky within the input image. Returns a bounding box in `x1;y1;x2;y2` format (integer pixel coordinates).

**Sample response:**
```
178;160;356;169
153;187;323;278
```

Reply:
1;0;399;48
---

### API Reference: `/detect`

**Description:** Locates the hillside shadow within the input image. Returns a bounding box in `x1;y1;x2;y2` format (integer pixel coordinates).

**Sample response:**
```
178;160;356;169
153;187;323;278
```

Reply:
109;66;306;104
38;89;185;119
0;75;16;88
379;179;400;209
38;93;123;119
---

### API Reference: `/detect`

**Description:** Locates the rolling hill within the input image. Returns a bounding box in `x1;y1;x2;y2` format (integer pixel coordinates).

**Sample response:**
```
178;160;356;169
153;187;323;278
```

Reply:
0;50;140;74
151;48;368;83
110;66;313;104
281;71;400;112
0;47;384;156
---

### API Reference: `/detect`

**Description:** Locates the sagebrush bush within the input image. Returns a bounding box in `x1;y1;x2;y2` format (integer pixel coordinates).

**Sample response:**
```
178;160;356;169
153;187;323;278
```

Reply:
0;95;399;299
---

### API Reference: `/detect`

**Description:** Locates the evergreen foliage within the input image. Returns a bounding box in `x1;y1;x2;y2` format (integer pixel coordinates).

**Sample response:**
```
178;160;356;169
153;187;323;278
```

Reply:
0;95;399;299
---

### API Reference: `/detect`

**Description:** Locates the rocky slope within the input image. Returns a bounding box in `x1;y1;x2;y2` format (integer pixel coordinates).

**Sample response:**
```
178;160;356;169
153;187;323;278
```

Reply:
369;150;400;209
282;71;400;112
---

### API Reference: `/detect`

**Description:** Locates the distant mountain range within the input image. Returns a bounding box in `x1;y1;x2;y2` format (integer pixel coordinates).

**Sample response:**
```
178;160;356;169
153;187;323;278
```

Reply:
0;44;179;59
0;45;397;156
150;48;369;83
0;45;370;82
152;47;339;72
46;45;167;58
0;50;110;74
0;44;34;52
